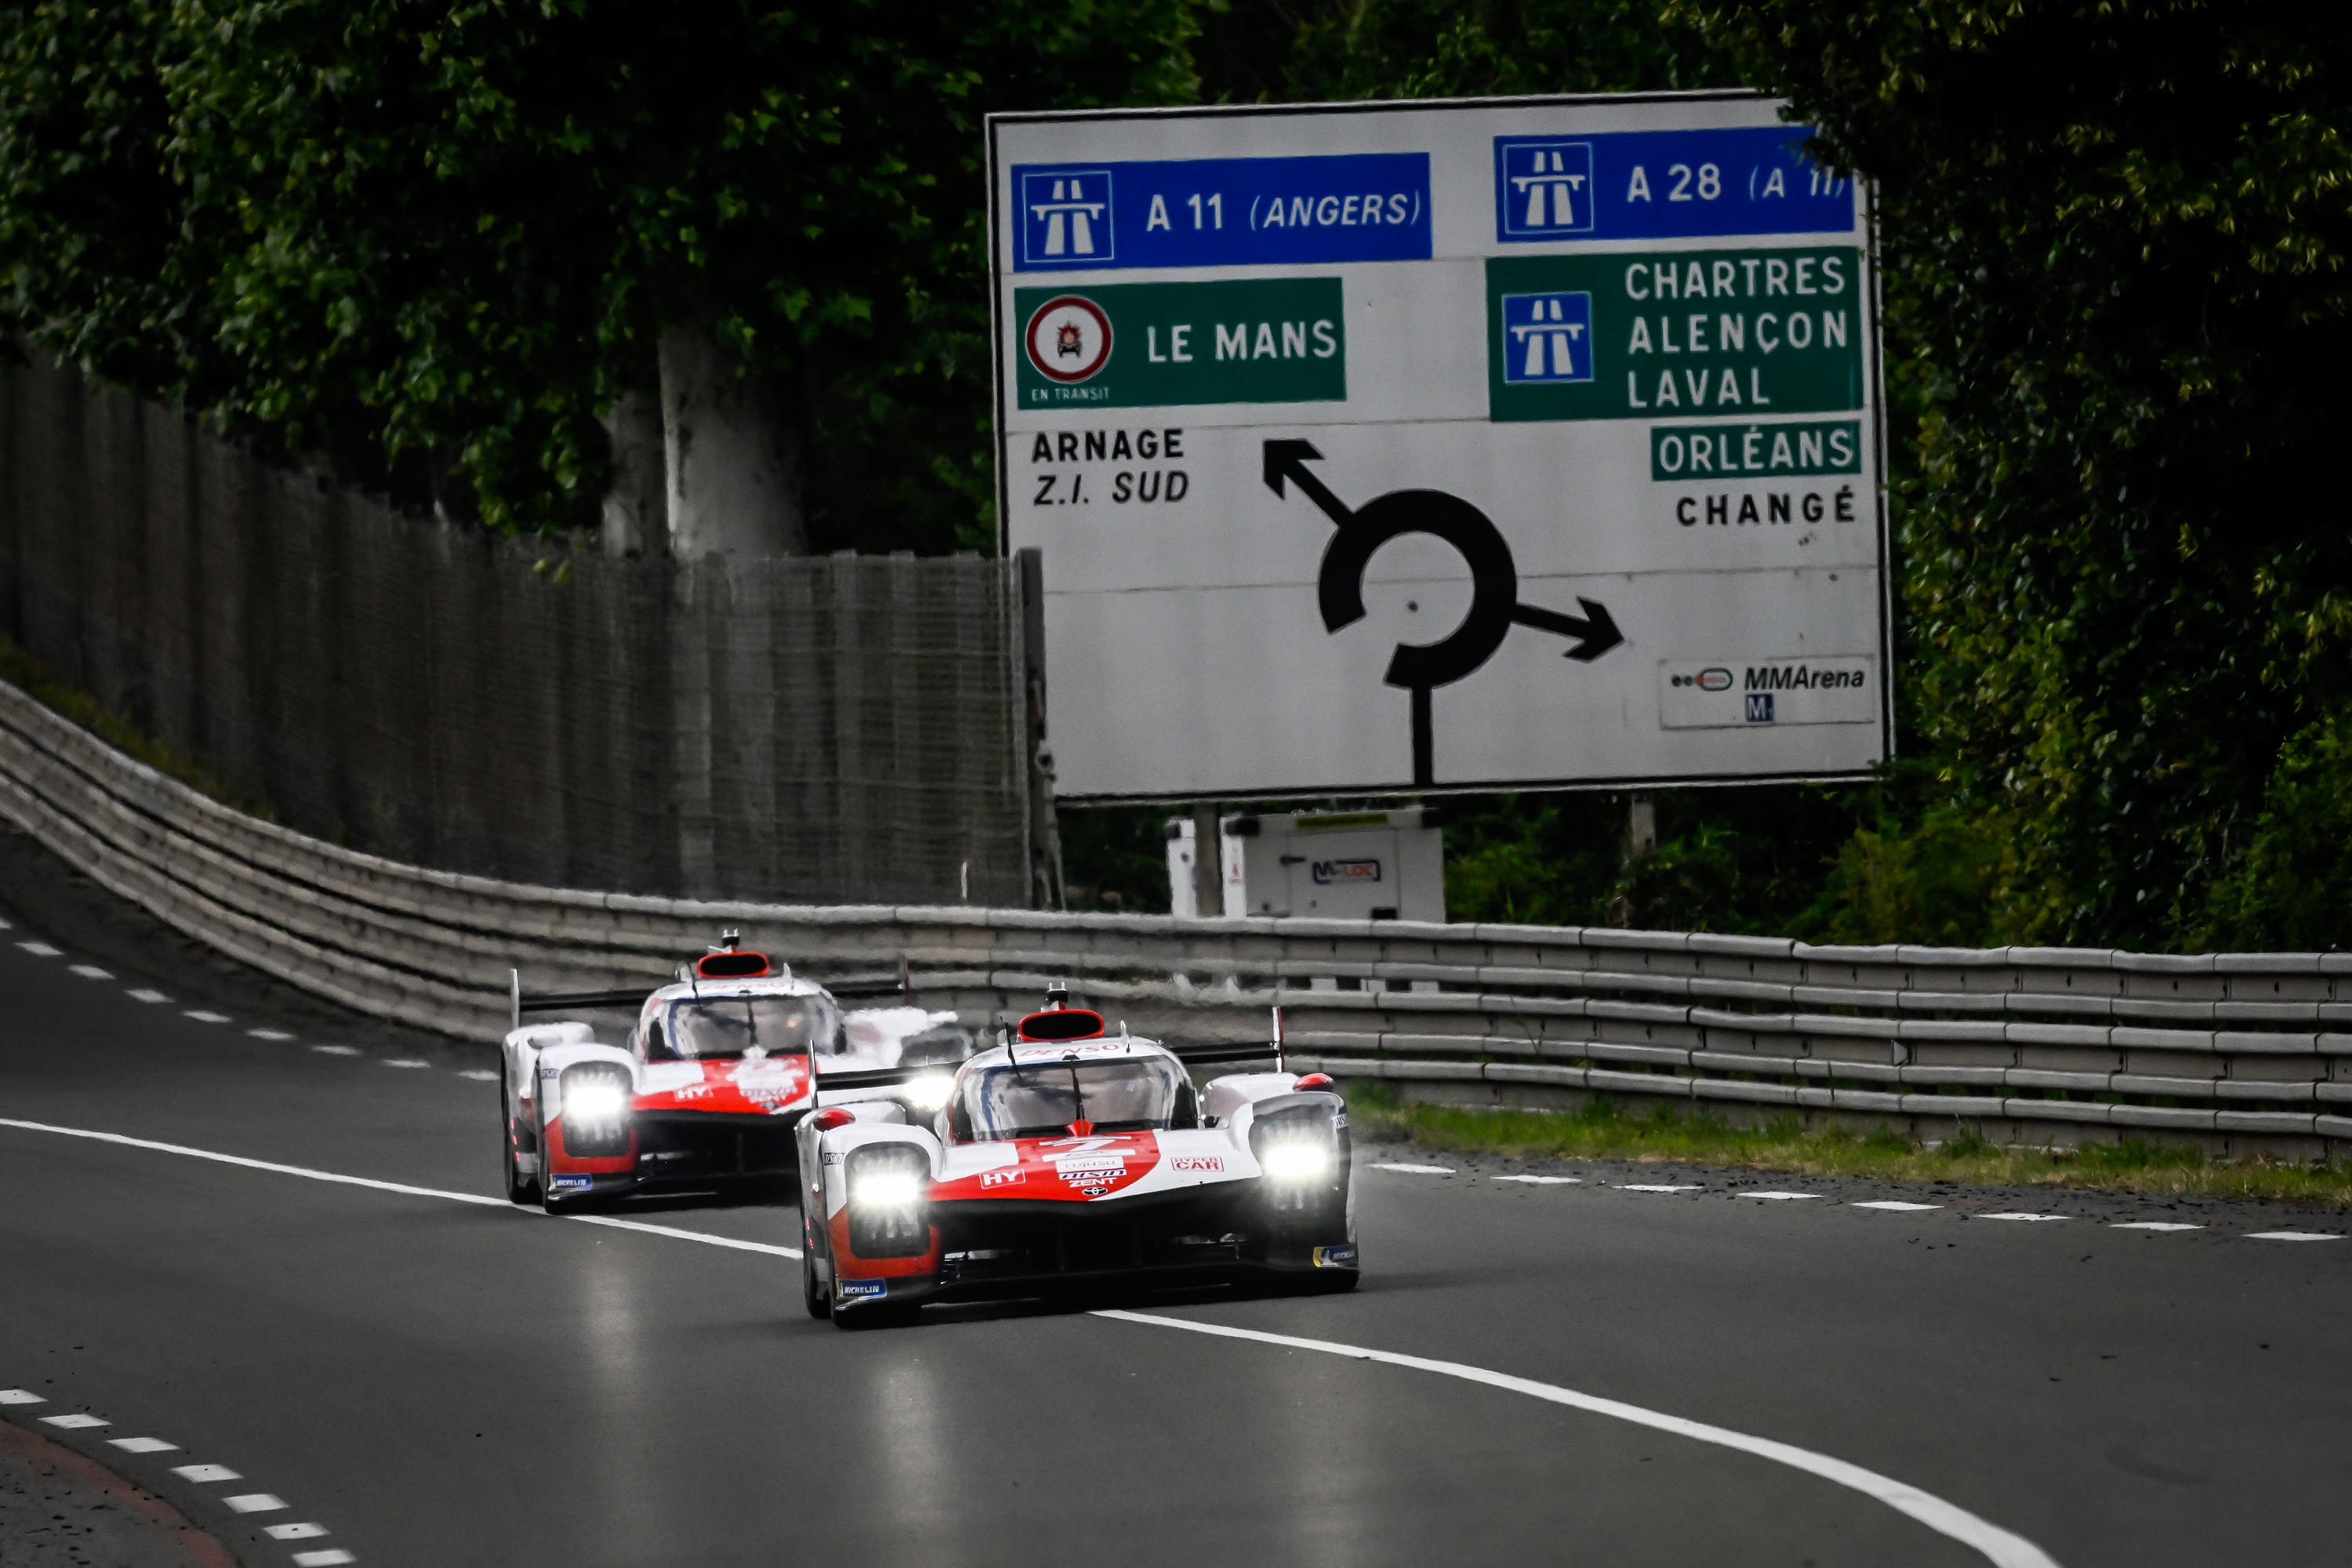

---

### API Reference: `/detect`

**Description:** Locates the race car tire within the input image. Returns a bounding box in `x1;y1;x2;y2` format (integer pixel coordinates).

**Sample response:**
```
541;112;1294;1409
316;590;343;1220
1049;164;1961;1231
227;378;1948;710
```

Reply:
801;1218;830;1319
499;1078;535;1205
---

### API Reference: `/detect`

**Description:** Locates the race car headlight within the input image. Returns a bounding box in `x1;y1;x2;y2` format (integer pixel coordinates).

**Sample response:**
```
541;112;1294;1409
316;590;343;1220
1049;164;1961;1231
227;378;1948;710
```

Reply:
558;1064;633;1157
1259;1141;1332;1182
903;1073;955;1112
1250;1102;1348;1218
851;1168;923;1207
844;1143;931;1258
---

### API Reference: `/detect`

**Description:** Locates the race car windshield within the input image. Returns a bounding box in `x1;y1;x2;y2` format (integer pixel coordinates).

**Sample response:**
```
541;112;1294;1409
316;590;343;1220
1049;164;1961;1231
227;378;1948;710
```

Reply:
956;1057;1187;1140
665;995;823;1061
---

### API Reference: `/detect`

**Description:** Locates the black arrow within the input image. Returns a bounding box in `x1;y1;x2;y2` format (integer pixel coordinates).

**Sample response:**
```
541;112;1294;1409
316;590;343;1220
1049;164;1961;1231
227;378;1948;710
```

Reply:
1261;439;1351;526
1510;598;1624;662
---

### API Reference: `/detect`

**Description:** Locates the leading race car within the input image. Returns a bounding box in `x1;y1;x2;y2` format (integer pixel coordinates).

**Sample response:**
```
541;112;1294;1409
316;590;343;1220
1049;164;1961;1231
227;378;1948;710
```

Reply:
797;987;1358;1326
501;938;972;1210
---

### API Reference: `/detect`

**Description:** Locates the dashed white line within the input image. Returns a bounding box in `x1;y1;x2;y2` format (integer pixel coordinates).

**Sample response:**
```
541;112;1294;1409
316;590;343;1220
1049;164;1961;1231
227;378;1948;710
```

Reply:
1740;1191;1820;1201
248;1028;296;1041
183;1011;231;1024
127;989;169;1004
266;1523;330;1540
0;1389;43;1405
1975;1214;2068;1223
457;1069;499;1082
16;941;61;956
224;1492;286;1513
172;1462;241;1483
1371;1162;1455;1175
310;1045;361;1057
69;964;113;980
293;1550;356;1566
108;1436;177;1453
1851;1201;1942;1212
1094;1311;2060;1568
40;1413;108;1429
2245;1231;2343;1242
2110;1222;2203;1232
1493;1174;1581;1185
383;1058;429;1069
1620;1183;1701;1194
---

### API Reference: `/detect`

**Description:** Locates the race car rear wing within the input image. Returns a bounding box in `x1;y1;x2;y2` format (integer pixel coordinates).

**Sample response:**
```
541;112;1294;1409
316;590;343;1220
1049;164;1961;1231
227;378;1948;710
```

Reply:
808;1039;1284;1101
506;956;914;1031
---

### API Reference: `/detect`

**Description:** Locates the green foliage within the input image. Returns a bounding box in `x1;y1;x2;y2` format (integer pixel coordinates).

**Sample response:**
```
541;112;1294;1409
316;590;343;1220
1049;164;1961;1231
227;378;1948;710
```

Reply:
2197;713;2352;949
0;1;1197;535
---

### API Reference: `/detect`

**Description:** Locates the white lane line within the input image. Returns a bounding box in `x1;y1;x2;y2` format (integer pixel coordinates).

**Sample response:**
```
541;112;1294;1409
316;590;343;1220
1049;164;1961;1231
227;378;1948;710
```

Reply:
0;1116;2059;1568
40;1413;107;1429
248;1029;296;1042
456;1069;499;1082
69;964;113;980
172;1463;241;1483
1851;1201;1941;1212
0;914;10;927
1740;1192;1820;1201
292;1550;356;1566
0;1389;43;1405
127;989;169;1004
1371;1162;1455;1175
2110;1222;2203;1232
1620;1183;1700;1193
16;941;61;956
1975;1214;2067;1223
382;1058;429;1069
0;1116;804;1258
224;1492;286;1513
2245;1231;2343;1242
1094;1310;2060;1568
109;1436;178;1454
183;1011;231;1024
1493;1174;1581;1185
310;1045;361;1056
266;1523;329;1540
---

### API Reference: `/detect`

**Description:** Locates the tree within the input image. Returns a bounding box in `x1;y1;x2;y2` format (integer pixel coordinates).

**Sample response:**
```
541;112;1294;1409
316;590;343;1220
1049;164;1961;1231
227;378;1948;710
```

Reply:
0;1;1197;544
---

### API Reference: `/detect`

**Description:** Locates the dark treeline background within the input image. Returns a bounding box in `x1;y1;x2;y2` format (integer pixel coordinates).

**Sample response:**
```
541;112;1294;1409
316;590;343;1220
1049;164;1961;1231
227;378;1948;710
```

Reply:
2;1;2347;949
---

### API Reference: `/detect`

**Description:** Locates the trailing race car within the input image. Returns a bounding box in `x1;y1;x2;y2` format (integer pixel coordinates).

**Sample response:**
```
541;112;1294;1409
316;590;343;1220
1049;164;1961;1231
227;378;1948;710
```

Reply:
797;987;1358;1326
500;937;972;1210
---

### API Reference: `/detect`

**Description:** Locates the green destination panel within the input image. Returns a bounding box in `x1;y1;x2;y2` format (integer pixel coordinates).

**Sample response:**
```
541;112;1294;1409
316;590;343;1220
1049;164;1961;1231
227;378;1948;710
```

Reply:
1487;247;1864;423
1014;278;1345;410
1650;419;1862;481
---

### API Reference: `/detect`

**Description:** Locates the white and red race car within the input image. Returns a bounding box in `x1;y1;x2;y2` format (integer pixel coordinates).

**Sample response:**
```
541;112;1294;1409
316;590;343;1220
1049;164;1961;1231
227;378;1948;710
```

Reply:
797;988;1358;1326
500;939;970;1210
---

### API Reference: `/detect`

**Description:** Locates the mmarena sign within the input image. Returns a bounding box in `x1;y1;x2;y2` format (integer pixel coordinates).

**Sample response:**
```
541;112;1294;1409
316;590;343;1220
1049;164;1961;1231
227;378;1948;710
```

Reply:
989;93;1890;800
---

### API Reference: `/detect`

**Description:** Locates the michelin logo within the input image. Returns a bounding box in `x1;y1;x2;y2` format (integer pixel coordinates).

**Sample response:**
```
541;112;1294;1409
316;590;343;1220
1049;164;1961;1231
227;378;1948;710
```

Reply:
1659;656;1876;730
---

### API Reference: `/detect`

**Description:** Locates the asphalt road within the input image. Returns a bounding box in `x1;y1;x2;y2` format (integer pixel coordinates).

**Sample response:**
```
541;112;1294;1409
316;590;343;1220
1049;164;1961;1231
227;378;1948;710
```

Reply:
3;854;2347;1566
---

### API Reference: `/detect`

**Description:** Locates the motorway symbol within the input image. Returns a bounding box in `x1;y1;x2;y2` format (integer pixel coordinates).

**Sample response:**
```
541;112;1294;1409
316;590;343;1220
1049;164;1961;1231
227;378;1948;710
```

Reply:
1263;439;1621;786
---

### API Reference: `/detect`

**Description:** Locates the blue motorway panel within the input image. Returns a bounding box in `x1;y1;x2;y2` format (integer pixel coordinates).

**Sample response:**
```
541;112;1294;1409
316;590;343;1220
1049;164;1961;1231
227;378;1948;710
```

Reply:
1493;125;1853;243
1009;154;1432;272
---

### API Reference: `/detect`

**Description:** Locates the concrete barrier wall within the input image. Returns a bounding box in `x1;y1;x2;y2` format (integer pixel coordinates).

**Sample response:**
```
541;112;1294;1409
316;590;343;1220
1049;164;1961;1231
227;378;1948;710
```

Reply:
3;673;2347;1159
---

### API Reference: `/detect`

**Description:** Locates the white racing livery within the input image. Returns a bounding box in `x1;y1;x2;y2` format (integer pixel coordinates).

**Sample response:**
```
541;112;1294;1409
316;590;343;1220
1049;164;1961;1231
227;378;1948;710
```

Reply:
798;987;1358;1327
501;938;971;1210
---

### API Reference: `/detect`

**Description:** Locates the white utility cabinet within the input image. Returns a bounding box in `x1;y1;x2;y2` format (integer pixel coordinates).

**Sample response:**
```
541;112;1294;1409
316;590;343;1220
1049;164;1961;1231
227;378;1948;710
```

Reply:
1167;807;1445;922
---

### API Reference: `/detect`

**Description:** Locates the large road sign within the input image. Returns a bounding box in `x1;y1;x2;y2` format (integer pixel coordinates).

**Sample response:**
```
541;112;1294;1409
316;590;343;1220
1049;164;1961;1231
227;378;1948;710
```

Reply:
989;93;1888;801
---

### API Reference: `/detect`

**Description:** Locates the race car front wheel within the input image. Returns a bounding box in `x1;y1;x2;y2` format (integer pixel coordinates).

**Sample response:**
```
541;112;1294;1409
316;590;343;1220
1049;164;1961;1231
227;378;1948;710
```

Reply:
801;1217;830;1319
499;1077;534;1204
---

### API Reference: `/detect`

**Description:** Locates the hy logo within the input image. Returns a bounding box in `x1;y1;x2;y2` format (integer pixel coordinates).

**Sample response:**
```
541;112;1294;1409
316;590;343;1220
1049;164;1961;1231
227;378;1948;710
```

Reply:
1021;169;1114;266
1500;292;1593;383
1499;141;1595;237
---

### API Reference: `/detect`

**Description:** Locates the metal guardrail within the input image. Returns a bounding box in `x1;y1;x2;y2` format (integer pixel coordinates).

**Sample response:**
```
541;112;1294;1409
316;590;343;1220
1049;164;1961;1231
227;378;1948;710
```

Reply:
1;675;2346;1158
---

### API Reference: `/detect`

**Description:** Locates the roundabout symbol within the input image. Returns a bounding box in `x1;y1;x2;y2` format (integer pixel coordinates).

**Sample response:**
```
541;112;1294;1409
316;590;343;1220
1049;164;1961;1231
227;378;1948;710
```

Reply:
1263;439;1621;786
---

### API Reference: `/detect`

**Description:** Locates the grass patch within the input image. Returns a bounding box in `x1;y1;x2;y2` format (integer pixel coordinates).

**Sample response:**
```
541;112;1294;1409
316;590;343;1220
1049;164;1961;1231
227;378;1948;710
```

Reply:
0;634;266;818
1348;1083;2352;1209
